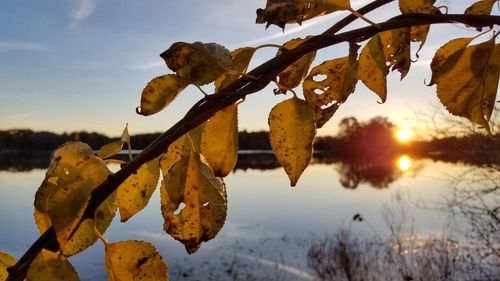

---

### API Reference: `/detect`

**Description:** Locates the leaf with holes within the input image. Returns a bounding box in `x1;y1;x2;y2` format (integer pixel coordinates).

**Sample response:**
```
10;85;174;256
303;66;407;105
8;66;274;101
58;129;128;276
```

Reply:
465;0;497;15
429;37;474;86
276;37;316;94
105;240;168;281
379;28;411;79
435;40;499;133
303;44;358;127
256;0;351;29
160;125;204;176
33;142;117;256
161;150;227;254
137;74;189;116
399;0;438;58
215;47;256;92
118;159;160;222
27;249;80;281
201;104;238;177
359;34;389;103
161;42;232;86
0;251;15;281
269;96;316;186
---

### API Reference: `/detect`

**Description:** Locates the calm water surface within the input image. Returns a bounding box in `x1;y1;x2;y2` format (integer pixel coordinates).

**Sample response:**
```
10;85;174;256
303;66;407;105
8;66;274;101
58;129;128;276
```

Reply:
0;153;498;280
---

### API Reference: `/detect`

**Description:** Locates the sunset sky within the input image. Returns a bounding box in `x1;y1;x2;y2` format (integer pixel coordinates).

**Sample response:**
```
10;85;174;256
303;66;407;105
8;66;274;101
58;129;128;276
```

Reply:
0;0;487;136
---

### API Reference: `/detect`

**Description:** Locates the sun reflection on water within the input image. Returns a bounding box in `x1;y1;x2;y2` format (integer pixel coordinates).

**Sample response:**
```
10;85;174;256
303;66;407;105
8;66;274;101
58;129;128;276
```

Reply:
398;155;412;171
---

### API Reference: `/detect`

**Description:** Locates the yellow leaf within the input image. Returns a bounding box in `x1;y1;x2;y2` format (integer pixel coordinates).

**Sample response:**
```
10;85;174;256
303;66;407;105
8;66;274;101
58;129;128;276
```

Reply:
429;37;474;86
256;0;350;29
0;251;16;281
105;240;168;281
159;125;204;176
276;37;317;94
48;178;93;251
62;191;117;256
379;28;411;79
215;47;256;92
118;159;160;222
161;42;232;86
201;104;238;177
98;141;124;159
33;142;117;256
465;0;497;15
26;249;79;281
268;96;316;186
303;44;359;127
161;150;227;254
358;34;389;103
137;74;188;116
436;40;500;133
398;0;436;13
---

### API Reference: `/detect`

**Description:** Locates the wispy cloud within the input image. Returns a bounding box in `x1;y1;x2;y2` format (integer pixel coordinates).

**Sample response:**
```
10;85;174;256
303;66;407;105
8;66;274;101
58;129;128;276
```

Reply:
128;61;165;71
70;0;96;27
0;41;49;52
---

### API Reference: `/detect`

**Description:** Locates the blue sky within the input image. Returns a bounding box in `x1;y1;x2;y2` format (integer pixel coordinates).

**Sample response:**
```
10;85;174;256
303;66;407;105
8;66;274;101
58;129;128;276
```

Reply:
0;0;488;136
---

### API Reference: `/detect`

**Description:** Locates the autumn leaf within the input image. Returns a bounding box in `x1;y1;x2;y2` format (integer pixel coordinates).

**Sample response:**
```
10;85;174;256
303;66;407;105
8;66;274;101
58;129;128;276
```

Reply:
201;104;239;177
269;96;316;186
159;125;204;176
137;74;188;116
276;37;316;94
105;240;168;281
118;159;160;222
33;142;117;256
465;0;497;15
358;34;389;103
98;141;124;159
161;150;227;254
399;0;438;58
26;249;79;281
429;37;474;86
0;251;16;281
256;0;350;29
161;42;232;86
215;47;256;92
379;28;411;79
303;44;359;127
435;39;499;133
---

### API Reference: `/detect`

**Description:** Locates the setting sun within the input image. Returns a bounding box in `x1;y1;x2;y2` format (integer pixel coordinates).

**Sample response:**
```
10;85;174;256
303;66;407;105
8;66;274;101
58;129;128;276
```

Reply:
396;128;413;142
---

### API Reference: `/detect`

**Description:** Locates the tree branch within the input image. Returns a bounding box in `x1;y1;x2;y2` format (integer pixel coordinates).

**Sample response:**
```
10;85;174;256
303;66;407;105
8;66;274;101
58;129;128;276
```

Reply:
7;7;500;281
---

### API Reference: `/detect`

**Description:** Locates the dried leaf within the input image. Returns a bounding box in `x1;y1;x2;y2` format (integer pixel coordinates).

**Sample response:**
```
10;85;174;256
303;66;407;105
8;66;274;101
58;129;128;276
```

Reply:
161;42;232;86
161;150;227;254
27;249;79;281
379;27;411;79
98;141;124;159
276;37;316;94
137;74;188;116
118;159;160;222
0;251;16;281
268;96;316;186
303;44;358;127
215;47;256;92
105;240;168;281
465;0;497;15
201;104;238;177
256;0;351;29
429;37;474;86
435;40;499;133
358;34;389;103
399;0;438;58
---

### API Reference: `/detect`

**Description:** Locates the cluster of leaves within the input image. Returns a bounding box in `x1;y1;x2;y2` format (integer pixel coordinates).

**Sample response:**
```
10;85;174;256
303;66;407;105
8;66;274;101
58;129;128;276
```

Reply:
2;0;499;280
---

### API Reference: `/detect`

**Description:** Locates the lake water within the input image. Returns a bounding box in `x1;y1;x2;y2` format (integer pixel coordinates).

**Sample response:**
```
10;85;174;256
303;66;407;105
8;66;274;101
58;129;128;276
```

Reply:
0;152;498;280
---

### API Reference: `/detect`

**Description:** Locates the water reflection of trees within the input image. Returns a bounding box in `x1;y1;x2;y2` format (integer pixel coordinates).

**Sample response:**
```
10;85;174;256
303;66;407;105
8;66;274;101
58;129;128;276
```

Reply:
307;167;500;281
